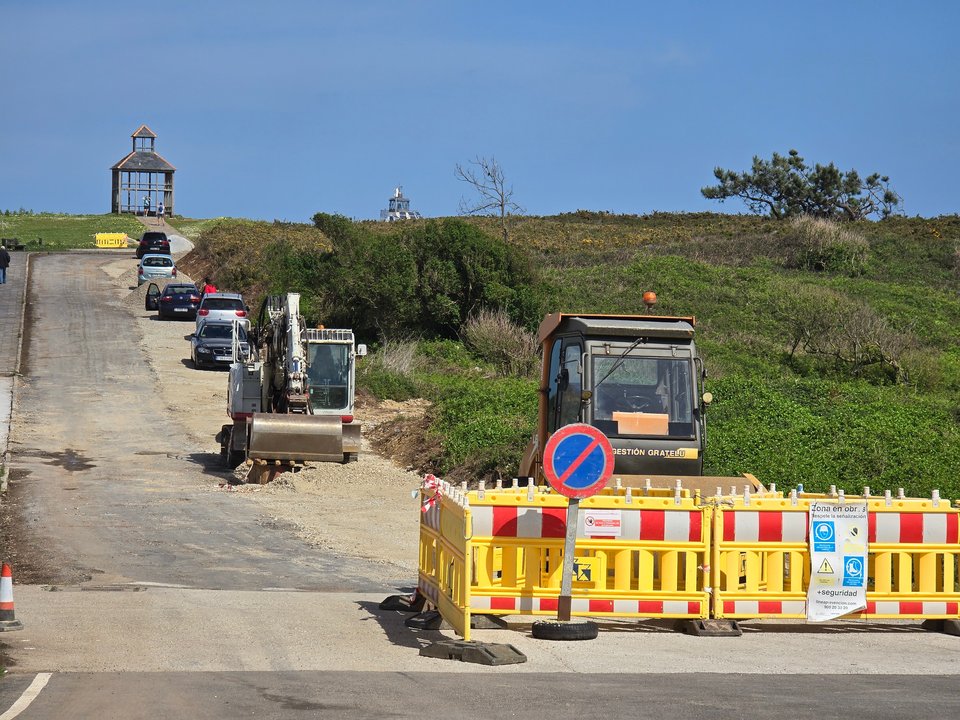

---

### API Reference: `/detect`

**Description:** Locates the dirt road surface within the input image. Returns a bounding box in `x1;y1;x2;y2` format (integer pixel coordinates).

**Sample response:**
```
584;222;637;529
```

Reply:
1;252;959;719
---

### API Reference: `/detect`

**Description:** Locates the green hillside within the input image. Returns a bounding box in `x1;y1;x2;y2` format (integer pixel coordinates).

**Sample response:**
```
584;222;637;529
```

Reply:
178;211;960;495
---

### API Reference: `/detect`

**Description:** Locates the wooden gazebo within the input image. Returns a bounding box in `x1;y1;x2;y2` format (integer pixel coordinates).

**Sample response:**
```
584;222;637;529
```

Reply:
110;125;176;216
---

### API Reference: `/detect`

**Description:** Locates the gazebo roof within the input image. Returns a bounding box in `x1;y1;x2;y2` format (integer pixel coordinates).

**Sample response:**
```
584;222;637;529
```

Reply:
111;150;176;172
131;124;157;139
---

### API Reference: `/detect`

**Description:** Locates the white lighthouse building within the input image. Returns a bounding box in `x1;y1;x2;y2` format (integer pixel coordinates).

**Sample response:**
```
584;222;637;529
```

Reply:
380;186;422;221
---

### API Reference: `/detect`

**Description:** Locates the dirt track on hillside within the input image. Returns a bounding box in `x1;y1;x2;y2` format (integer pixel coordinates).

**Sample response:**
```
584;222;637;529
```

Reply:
114;254;427;574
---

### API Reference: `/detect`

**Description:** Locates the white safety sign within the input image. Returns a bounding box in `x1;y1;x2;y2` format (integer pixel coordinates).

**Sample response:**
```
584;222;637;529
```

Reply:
582;509;622;537
807;501;868;621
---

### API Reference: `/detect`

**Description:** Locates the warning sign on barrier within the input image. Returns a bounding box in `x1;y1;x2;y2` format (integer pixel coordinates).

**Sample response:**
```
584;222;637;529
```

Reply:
807;501;868;621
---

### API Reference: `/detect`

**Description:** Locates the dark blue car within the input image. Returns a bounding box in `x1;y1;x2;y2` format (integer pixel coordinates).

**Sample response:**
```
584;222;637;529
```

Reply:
145;282;201;320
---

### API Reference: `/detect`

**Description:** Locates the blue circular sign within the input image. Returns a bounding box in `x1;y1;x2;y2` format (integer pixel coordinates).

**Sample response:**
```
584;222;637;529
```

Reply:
542;423;614;499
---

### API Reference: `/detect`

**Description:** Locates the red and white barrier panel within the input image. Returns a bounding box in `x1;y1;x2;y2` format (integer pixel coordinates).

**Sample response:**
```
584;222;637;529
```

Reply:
869;513;960;544
470;506;703;542
722;600;806;616
722;600;959;617
471;595;701;615
722;511;807;543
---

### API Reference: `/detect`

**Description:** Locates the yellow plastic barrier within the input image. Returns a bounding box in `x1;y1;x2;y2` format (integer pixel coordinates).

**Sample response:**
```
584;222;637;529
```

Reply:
94;233;130;248
417;479;711;640
711;491;960;620
418;481;472;640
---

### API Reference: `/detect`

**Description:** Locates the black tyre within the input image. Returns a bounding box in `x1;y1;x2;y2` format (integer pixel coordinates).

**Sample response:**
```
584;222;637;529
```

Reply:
531;619;598;641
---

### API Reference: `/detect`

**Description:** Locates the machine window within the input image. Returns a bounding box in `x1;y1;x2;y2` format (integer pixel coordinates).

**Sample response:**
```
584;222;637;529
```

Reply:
591;355;694;437
557;343;582;427
307;344;349;411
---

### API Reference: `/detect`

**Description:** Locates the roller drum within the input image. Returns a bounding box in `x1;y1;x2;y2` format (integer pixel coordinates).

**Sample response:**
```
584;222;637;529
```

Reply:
248;413;344;463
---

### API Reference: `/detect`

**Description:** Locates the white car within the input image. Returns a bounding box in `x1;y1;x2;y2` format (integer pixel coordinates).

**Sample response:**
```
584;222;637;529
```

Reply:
195;292;251;332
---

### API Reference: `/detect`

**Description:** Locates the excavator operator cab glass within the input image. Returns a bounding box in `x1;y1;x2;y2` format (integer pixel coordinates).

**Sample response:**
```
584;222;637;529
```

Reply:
307;343;350;412
590;353;695;439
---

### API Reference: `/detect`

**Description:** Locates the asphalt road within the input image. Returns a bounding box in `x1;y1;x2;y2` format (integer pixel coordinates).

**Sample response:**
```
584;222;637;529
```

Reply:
1;253;959;718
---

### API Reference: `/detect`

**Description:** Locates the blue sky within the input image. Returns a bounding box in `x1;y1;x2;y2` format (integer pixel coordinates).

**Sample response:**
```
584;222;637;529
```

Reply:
1;1;957;221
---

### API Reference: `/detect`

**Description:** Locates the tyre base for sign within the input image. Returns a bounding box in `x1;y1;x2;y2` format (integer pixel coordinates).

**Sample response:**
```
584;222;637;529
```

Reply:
531;618;599;641
676;618;742;637
419;640;527;665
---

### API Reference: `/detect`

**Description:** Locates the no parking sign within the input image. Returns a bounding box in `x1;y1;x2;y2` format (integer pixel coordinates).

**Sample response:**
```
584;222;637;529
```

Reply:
542;423;614;499
542;423;614;624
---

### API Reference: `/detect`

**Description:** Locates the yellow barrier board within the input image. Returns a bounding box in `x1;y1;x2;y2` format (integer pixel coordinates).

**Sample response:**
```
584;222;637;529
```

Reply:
418;481;711;638
94;233;130;248
711;495;960;620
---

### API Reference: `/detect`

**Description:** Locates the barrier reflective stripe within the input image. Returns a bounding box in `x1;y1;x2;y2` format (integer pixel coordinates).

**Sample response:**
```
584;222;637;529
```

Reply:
471;595;700;615
870;512;959;544
469;505;703;542
723;600;806;615
471;505;567;538
868;601;958;615
722;511;807;542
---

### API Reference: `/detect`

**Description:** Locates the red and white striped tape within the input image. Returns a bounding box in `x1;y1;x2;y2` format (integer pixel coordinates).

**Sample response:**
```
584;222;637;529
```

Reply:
470;595;701;616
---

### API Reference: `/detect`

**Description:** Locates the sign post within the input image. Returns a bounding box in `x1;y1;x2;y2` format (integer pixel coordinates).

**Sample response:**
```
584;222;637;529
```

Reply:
539;423;614;628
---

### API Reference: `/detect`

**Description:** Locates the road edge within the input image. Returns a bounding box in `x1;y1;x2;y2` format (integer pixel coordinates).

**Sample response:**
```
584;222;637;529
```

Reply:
1;252;30;492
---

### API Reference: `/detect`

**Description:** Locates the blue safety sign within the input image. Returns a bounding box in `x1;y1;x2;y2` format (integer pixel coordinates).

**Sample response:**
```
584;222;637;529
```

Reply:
813;521;836;552
843;556;865;587
542;423;614;499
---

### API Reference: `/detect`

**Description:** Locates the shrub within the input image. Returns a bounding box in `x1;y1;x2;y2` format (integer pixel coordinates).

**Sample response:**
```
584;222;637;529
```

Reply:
462;308;540;377
313;217;543;340
357;339;420;401
782;215;869;275
706;375;960;497
427;373;538;480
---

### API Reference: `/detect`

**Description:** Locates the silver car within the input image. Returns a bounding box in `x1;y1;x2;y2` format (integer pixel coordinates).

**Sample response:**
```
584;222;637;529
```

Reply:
195;292;250;331
137;254;177;286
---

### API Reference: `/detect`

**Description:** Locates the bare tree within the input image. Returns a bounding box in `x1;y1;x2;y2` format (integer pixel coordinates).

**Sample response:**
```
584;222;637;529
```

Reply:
455;155;523;242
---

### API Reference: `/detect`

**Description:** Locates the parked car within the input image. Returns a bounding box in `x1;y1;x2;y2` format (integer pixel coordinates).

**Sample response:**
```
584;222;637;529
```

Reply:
195;292;250;331
137;254;177;286
190;321;250;370
145;282;201;319
136;231;170;259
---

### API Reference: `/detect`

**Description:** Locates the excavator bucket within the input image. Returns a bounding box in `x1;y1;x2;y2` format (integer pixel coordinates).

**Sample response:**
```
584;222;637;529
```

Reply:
248;413;344;463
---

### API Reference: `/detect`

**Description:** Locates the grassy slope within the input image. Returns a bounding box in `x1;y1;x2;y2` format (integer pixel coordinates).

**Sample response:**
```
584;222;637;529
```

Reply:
0;213;145;250
44;210;960;496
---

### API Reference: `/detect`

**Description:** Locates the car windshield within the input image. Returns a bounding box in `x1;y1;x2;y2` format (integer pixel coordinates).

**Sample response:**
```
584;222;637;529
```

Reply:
200;324;246;340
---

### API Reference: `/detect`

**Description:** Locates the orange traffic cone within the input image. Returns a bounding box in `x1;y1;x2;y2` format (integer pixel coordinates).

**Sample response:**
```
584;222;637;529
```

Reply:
0;562;23;631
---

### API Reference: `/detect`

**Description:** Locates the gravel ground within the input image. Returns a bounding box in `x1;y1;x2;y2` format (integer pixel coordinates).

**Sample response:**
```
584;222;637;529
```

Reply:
113;255;425;575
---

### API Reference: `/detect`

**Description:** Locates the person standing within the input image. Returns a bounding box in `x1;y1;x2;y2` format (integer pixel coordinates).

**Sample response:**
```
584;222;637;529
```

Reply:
0;243;10;285
143;195;150;216
157;200;165;225
200;276;217;296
